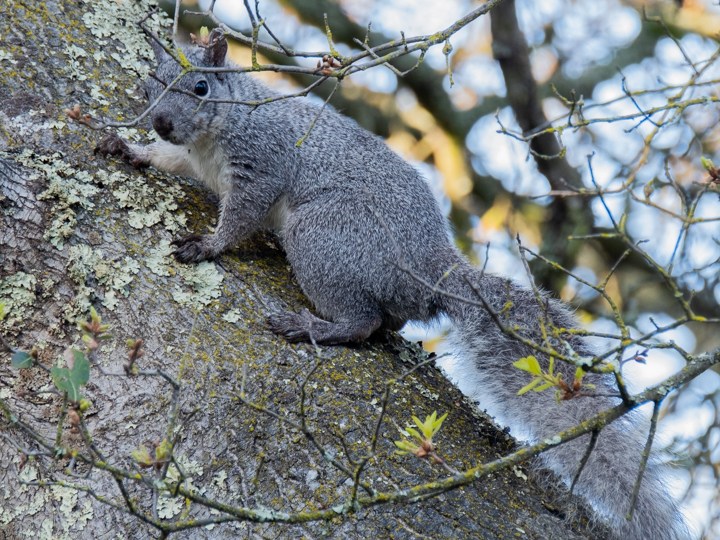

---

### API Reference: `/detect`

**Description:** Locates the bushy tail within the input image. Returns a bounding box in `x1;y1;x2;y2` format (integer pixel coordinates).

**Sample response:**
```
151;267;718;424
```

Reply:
441;261;688;540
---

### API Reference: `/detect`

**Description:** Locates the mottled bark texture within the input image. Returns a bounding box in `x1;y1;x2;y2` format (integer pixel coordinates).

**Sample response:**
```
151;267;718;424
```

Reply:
0;1;606;538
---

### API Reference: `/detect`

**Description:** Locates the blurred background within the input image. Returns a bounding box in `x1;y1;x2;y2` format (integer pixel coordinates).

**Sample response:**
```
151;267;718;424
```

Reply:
159;0;720;535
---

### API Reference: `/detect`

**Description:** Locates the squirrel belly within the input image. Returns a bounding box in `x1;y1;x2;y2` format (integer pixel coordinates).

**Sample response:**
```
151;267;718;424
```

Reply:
94;33;690;540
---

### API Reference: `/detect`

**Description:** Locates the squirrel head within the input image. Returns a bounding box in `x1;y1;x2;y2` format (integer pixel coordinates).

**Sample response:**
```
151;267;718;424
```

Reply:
143;29;232;145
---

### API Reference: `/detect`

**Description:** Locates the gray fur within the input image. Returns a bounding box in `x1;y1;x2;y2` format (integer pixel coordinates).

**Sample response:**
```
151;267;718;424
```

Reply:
95;38;690;539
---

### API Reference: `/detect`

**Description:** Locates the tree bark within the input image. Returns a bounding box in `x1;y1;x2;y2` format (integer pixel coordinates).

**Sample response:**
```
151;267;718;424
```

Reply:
0;1;606;538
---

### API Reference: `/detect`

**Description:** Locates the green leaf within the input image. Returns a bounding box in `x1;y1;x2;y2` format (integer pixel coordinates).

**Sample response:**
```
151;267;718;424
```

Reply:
533;382;554;392
574;367;585;383
11;351;33;369
71;349;90;386
517;377;542;395
51;349;90;401
131;446;153;467
702;156;716;171
548;357;554;376
406;427;423;443
394;440;418;453
0;301;7;321
412;411;449;438
413;415;431;439
513;356;541;375
155;439;172;462
432;412;448;435
51;367;80;401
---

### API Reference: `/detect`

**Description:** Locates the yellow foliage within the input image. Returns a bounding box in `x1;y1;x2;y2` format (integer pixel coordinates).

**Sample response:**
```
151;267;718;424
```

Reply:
399;104;436;133
575;310;595;325
480;195;512;232
425;129;472;200
667;2;720;38
396;104;473;201
385;131;419;158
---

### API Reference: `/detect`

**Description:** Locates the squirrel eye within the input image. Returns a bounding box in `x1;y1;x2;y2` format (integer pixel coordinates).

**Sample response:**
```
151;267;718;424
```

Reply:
194;80;209;97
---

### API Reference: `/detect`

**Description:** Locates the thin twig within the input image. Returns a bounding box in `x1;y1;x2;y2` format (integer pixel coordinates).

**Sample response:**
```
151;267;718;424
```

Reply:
570;429;599;493
627;400;662;520
296;79;340;146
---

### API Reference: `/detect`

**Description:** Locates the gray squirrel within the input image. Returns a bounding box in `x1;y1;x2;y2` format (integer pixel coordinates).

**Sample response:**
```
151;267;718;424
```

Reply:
95;32;689;540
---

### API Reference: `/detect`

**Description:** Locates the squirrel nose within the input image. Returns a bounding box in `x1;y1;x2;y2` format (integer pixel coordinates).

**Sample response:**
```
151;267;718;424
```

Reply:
152;115;174;139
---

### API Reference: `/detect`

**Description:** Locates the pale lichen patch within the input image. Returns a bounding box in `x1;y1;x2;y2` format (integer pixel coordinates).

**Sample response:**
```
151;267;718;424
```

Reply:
67;245;140;312
82;0;170;79
67;244;102;283
17;466;38;492
174;454;204;477
172;261;224;308
147;239;225;308
0;469;47;527
213;470;228;494
157;495;183;519
116;127;142;142
38;518;53;540
75;500;94;530
98;256;141;309
89;84;110;106
0;49;17;65
51;485;77;522
222;309;242;323
146;240;175;277
110;171;186;233
156;455;207;518
0;271;37;317
15;150;99;250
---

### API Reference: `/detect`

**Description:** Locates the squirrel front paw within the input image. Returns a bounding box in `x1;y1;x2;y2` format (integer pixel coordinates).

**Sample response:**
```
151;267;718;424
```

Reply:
95;133;147;168
171;234;215;263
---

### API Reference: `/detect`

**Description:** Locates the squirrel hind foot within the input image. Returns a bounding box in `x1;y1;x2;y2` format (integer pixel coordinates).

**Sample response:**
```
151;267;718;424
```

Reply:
267;309;381;345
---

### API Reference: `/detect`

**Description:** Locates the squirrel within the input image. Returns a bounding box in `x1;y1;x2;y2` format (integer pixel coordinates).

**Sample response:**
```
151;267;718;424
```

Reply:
95;30;689;540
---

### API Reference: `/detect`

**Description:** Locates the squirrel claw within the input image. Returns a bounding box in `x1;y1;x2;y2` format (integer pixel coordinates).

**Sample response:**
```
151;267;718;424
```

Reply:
171;234;214;263
95;133;148;168
95;132;130;157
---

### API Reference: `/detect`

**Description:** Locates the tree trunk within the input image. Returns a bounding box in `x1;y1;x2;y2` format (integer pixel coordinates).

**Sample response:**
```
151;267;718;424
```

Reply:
0;1;606;538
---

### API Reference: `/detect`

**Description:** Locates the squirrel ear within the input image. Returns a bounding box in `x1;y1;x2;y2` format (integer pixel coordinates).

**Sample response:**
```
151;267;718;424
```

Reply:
149;32;170;64
203;28;228;67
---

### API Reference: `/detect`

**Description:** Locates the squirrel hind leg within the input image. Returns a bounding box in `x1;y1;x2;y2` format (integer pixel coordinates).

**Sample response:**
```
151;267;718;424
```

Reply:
267;309;381;345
